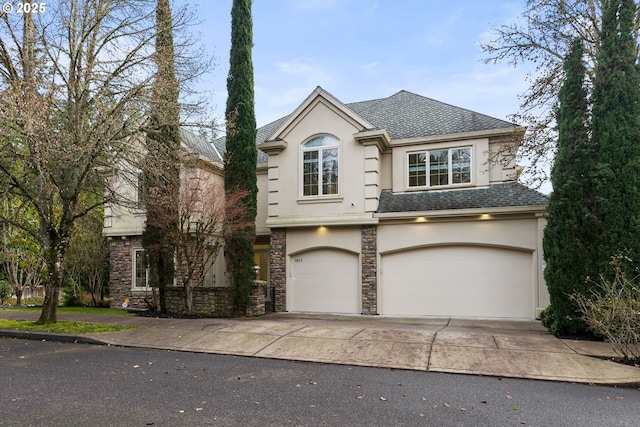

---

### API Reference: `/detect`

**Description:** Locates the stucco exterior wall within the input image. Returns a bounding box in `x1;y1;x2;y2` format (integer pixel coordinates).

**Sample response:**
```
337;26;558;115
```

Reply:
265;101;373;225
377;218;540;253
256;166;269;235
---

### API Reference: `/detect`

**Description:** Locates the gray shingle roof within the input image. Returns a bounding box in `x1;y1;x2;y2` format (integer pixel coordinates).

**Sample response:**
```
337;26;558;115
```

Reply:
216;89;518;165
347;90;516;140
377;182;548;214
180;128;222;163
212;116;287;165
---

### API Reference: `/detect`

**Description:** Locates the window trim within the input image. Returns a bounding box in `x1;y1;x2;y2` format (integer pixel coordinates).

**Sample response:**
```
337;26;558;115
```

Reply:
132;248;149;290
299;134;341;199
406;146;473;190
132;248;178;290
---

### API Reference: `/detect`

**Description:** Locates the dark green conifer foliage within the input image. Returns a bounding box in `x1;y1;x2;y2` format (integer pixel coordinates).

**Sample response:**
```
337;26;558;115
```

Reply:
141;0;181;312
591;0;640;279
224;0;257;313
543;39;597;335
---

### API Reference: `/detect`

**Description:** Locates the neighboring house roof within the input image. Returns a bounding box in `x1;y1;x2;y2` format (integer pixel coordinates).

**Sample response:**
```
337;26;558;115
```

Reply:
376;182;548;214
180;128;222;163
212;123;277;165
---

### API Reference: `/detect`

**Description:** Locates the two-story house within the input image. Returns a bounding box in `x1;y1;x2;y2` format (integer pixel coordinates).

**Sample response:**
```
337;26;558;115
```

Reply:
105;86;549;319
257;87;548;319
104;129;231;309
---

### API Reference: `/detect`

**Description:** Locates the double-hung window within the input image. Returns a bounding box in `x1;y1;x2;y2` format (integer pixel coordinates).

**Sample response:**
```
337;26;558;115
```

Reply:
302;135;339;197
408;147;471;188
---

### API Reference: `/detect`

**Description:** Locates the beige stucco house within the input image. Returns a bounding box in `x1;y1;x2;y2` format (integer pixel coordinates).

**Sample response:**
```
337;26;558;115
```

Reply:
105;86;549;319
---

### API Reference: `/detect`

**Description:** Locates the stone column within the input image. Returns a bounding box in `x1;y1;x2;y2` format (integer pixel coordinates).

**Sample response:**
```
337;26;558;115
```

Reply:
108;237;132;309
361;225;378;314
270;228;287;312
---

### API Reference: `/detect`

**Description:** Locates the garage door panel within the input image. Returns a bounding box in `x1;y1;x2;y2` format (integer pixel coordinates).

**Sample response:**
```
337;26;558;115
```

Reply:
291;249;359;314
381;246;532;318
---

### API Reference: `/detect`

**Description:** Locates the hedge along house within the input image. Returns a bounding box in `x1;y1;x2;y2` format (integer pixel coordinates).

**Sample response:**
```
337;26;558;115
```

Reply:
257;87;548;319
104;86;549;319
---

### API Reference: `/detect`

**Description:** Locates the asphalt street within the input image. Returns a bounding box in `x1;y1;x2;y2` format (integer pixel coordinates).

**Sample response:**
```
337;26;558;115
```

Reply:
1;338;639;427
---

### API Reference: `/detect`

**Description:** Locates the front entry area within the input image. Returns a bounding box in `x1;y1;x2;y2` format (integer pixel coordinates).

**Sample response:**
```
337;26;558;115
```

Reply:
380;245;534;318
289;248;359;314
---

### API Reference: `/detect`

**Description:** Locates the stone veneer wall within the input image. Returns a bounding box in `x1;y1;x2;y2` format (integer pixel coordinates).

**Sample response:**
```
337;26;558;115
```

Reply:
109;235;265;317
164;286;233;316
245;280;267;317
109;236;148;310
162;281;266;317
270;228;286;312
361;225;378;314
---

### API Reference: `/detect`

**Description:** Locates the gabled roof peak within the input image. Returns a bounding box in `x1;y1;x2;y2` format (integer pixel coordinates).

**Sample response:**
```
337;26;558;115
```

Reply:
264;85;375;142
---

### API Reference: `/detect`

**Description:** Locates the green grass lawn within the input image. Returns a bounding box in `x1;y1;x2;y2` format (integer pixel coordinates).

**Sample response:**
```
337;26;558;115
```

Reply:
0;306;140;334
0;319;138;334
0;306;134;316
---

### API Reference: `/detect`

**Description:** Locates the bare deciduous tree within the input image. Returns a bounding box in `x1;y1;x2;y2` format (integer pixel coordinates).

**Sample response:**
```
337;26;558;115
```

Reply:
145;165;250;315
481;0;640;187
0;0;211;323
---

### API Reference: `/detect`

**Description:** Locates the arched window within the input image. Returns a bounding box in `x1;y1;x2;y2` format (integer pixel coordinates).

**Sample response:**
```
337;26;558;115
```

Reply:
302;135;339;196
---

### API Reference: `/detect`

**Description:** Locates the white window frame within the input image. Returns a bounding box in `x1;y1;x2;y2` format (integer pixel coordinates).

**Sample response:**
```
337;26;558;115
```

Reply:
133;249;149;290
133;249;178;290
300;135;341;198
407;146;472;189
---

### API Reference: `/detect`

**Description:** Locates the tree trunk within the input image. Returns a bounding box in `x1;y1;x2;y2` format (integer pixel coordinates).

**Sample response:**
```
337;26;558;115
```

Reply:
37;230;67;324
185;284;193;315
38;284;60;324
15;288;22;306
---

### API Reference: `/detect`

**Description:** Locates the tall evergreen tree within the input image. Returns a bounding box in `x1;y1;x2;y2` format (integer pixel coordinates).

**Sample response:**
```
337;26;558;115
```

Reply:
142;0;181;312
591;0;640;279
224;0;257;313
543;38;598;335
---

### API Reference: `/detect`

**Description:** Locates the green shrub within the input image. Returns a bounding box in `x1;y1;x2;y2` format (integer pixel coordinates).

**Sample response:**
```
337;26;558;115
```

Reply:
0;280;12;304
62;290;83;307
572;257;640;362
21;296;44;306
539;306;556;331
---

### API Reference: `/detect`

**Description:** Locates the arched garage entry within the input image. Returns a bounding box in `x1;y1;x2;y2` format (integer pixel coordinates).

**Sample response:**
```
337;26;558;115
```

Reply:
380;245;533;318
289;248;359;314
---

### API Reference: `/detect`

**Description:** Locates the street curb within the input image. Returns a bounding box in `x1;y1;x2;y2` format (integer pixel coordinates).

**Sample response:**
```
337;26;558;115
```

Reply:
0;330;107;346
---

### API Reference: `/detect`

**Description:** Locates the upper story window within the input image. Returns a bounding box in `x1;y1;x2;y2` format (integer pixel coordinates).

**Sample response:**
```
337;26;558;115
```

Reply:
302;135;339;197
137;172;147;210
408;147;472;188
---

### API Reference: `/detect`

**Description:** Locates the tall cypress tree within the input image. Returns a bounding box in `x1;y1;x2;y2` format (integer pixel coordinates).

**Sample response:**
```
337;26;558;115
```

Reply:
224;0;257;313
543;39;597;335
142;0;181;312
591;0;640;279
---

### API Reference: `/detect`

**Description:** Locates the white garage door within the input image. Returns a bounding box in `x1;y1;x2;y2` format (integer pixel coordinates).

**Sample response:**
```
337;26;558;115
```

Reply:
290;249;359;314
380;246;533;318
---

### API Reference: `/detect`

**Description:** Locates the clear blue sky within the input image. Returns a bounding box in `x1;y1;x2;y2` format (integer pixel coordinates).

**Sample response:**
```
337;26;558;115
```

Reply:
191;0;531;129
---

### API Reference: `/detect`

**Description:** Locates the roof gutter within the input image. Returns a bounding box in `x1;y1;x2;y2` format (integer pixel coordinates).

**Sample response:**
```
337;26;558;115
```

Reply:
390;126;526;147
374;204;547;220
